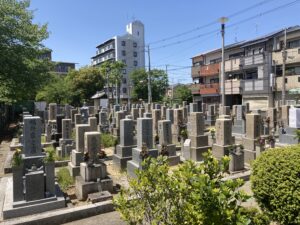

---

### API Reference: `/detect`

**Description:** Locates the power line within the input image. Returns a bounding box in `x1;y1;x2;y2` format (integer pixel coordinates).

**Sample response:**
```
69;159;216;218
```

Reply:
149;0;300;51
148;0;278;45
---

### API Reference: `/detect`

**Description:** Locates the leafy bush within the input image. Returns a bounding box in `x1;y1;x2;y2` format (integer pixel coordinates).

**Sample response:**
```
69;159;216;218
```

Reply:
251;145;300;224
114;151;254;225
240;208;270;225
101;133;117;148
57;167;74;192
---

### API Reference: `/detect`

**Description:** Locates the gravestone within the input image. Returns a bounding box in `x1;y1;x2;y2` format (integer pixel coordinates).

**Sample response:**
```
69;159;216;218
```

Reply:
4;116;65;219
212;115;233;159
131;107;139;120
75;132;113;200
279;107;300;145
206;105;216;126
113;117;136;169
242;113;261;164
127;118;158;177
139;107;145;118
48;103;57;121
183;112;209;161
113;111;125;137
157;120;180;165
172;108;184;144
56;119;74;158
68;124;91;177
166;108;174;123
161;106;167;120
152;109;161;136
232;105;247;135
98;109;109;133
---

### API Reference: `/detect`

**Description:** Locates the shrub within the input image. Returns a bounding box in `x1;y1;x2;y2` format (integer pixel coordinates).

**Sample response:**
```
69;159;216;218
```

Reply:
101;133;117;148
114;151;253;225
57;167;74;192
251;145;300;224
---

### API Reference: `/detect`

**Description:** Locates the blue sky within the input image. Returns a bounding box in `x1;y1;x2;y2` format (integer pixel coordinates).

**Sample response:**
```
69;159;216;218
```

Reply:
30;0;300;84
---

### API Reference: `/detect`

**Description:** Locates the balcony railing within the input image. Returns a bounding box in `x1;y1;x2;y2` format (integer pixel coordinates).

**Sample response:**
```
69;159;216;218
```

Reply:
225;58;241;72
242;53;265;67
272;48;300;65
275;74;300;91
224;79;242;95
199;83;220;95
190;83;201;95
200;63;220;76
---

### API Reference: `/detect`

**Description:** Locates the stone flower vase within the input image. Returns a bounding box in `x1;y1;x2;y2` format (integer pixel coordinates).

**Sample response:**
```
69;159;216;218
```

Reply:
45;162;55;196
12;164;24;202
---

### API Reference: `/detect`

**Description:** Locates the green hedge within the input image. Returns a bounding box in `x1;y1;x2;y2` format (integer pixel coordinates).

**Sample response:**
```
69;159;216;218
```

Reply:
251;145;300;224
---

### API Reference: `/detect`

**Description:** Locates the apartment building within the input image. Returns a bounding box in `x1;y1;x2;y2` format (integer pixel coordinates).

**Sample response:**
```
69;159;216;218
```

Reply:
39;49;76;75
191;25;300;110
91;20;145;101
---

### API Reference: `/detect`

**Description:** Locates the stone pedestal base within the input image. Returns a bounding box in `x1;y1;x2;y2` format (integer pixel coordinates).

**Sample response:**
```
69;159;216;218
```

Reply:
75;176;113;201
112;154;132;170
212;144;231;159
279;127;299;145
2;177;65;219
157;144;179;166
190;146;210;161
229;151;244;172
68;162;80;177
127;147;158;178
80;163;107;182
243;149;257;165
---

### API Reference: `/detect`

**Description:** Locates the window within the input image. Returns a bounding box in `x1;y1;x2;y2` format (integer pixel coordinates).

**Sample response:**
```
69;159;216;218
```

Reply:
298;77;300;82
133;52;137;57
123;88;127;93
285;78;288;83
122;69;126;74
134;61;138;66
122;59;126;64
210;58;221;64
133;42;137;47
122;50;126;56
288;39;300;49
259;47;264;53
121;41;126;46
123;78;127;83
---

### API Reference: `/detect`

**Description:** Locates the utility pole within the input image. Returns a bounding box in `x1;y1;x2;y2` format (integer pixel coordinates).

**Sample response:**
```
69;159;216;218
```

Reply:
219;17;228;108
147;45;152;103
282;28;287;106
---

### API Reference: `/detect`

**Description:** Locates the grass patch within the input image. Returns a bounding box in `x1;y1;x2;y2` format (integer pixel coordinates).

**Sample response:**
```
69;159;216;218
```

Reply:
57;167;74;192
41;135;46;143
101;133;118;148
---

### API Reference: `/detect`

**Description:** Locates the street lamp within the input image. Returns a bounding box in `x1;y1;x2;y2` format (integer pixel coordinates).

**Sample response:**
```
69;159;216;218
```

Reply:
219;16;228;108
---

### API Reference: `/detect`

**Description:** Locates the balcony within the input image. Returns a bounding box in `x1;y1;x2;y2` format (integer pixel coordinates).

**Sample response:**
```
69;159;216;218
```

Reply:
242;53;265;67
191;66;201;79
225;58;241;72
224;79;242;95
272;48;300;65
199;63;220;76
275;74;300;91
199;83;220;95
190;83;201;95
242;78;269;94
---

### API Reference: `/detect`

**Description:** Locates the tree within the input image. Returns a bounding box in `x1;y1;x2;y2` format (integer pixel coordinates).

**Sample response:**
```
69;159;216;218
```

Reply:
114;151;263;225
0;0;52;103
251;145;300;225
130;69;168;102
173;84;193;104
35;74;70;104
65;66;104;106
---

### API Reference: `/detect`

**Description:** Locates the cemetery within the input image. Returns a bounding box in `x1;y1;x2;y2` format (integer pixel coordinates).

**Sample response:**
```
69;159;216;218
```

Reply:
1;1;300;224
1;98;300;224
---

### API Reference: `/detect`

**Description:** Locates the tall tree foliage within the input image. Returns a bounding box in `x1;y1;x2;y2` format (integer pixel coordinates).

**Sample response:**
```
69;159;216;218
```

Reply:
173;84;193;104
0;0;52;103
114;151;266;225
35;74;69;104
130;69;168;102
65;66;105;106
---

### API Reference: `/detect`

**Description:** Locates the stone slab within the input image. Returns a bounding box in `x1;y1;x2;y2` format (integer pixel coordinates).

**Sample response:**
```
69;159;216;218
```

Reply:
112;155;132;170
